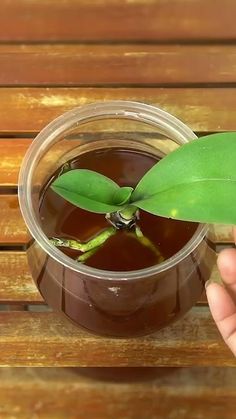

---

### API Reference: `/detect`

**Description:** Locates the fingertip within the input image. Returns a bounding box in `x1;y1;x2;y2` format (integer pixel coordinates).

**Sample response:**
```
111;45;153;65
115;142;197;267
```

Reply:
217;248;236;285
205;281;223;299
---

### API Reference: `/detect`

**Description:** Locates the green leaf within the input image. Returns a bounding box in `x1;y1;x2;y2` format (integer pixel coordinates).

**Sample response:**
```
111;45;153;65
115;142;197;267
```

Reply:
131;132;236;224
51;169;128;214
113;186;134;205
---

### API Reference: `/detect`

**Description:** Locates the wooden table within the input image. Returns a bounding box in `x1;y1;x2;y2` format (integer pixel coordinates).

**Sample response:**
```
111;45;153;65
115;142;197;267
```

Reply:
0;1;236;417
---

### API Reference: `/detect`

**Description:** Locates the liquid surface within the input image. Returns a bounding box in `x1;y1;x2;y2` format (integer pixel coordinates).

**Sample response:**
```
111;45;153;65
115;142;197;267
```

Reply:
40;148;198;271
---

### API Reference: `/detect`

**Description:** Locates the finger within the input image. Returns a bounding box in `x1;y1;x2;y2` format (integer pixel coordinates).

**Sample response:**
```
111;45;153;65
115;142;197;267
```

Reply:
206;283;236;356
217;248;236;297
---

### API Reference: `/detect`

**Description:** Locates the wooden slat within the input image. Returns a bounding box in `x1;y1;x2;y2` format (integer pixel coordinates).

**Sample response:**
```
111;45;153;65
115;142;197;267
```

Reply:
0;252;43;303
0;196;29;245
0;307;233;366
1;87;236;134
0;367;235;418
0;196;233;246
1;45;236;86
0;308;234;366
0;139;31;186
1;0;236;42
209;225;234;244
0;251;221;304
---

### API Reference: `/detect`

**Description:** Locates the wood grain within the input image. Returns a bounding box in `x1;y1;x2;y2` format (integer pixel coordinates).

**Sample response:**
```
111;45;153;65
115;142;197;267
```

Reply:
0;308;234;366
0;196;29;245
1;0;236;42
0;139;31;186
0;367;235;419
1;88;236;134
0;252;43;303
1;44;236;86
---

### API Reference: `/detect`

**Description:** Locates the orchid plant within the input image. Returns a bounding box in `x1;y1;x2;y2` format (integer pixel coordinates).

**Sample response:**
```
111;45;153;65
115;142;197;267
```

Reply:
50;133;236;263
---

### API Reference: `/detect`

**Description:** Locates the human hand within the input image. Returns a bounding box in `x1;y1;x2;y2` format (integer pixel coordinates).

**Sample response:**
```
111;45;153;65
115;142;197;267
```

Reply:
206;227;236;356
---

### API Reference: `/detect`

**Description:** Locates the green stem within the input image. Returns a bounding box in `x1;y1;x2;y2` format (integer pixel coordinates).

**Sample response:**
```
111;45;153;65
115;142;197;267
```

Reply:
50;237;83;250
119;205;138;220
77;247;99;263
50;223;164;265
80;227;116;251
50;226;116;253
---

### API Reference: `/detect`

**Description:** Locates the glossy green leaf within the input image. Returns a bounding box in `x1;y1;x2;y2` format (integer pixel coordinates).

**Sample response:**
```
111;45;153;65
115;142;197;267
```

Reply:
51;169;128;214
131;132;236;224
113;186;134;205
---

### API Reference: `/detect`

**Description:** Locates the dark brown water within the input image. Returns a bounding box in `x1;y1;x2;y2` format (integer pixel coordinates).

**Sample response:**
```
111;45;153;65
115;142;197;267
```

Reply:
39;148;198;271
32;147;213;337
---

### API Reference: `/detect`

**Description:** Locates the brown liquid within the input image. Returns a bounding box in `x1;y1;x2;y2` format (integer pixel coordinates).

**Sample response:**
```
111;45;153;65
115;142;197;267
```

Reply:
40;148;198;271
30;147;214;337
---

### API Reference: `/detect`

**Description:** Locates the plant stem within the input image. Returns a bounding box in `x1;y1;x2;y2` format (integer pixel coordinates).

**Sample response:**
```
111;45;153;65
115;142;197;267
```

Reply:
77;247;99;263
80;227;116;251
106;205;139;230
119;205;138;220
50;223;164;265
50;226;116;253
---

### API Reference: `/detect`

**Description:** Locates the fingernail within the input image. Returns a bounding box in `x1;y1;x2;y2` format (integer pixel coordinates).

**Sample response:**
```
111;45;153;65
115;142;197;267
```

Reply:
205;278;224;289
205;279;211;289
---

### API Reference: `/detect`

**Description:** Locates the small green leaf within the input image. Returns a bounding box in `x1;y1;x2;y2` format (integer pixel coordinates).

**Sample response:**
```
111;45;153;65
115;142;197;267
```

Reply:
51;169;127;214
113;186;134;205
131;132;236;224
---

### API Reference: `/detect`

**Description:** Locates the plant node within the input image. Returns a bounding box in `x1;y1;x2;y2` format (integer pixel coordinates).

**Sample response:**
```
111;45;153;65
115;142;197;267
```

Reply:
106;206;139;230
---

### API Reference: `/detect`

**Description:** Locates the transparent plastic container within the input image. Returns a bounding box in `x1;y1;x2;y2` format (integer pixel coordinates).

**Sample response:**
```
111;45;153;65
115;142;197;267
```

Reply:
18;101;215;337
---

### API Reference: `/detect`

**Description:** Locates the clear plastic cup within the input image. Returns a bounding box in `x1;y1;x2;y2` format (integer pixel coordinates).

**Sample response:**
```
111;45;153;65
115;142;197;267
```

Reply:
18;101;215;337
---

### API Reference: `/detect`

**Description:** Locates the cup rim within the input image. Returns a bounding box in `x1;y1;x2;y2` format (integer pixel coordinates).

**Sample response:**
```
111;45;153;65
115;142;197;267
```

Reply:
18;100;208;281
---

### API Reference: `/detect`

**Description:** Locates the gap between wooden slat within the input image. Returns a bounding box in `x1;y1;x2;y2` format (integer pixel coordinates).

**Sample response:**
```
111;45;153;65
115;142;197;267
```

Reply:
0;88;236;134
1;0;236;42
0;308;234;366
